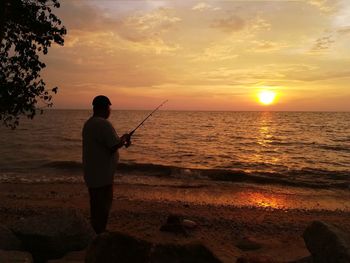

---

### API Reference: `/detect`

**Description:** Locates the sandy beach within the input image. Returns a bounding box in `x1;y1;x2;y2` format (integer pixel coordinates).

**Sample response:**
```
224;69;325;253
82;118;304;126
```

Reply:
1;179;350;262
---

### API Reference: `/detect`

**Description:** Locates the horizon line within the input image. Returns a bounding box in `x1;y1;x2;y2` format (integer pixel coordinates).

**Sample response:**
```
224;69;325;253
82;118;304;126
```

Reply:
48;108;350;113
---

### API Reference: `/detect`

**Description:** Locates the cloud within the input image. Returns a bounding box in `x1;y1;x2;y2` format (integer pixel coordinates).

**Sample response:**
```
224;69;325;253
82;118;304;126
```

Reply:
271;63;350;82
58;1;118;31
310;34;335;52
250;40;288;52
68;30;180;56
192;64;350;85
249;17;271;32
211;15;246;33
337;26;350;35
211;15;270;36
192;16;272;60
191;44;238;61
60;5;181;55
196;67;285;85
332;0;350;27
192;2;220;12
117;8;181;43
307;0;336;13
288;70;350;82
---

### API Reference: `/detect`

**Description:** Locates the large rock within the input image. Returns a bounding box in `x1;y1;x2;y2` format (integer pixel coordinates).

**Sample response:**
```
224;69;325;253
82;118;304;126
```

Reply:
11;209;94;262
85;231;223;263
288;257;313;263
48;250;85;263
150;242;222;263
237;256;281;263
85;232;152;263
236;236;262;251
303;220;350;263
0;224;21;250
0;250;33;263
160;214;188;235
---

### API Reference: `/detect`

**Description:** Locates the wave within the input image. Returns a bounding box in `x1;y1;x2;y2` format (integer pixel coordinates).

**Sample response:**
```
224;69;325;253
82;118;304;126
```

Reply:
41;161;82;170
318;145;350;153
331;138;350;143
261;140;350;154
118;163;350;189
39;161;350;189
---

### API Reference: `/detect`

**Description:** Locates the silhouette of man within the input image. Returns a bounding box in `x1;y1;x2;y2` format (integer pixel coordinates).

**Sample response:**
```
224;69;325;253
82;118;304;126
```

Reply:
82;95;130;234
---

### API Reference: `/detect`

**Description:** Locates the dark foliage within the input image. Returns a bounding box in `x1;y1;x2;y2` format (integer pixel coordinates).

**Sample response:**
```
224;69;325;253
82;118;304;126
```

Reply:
0;0;66;128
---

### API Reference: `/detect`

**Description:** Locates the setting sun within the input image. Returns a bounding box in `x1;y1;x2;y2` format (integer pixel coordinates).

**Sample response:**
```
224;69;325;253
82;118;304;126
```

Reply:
258;91;277;105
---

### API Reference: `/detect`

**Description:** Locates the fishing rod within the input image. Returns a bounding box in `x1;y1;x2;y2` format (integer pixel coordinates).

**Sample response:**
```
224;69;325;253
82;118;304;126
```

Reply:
124;100;168;147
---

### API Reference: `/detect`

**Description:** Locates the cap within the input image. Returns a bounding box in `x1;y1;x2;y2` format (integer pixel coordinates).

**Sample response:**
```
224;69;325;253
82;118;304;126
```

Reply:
92;95;111;107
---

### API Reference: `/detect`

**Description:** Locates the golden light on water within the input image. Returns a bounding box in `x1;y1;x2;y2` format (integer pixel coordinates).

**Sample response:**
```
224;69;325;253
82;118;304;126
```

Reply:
250;193;280;209
258;91;277;106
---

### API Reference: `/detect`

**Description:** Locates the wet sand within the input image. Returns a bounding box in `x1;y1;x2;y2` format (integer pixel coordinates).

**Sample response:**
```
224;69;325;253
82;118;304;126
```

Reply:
1;181;350;262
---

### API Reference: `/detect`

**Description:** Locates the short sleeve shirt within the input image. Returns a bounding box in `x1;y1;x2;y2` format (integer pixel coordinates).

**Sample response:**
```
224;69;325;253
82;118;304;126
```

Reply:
82;116;120;188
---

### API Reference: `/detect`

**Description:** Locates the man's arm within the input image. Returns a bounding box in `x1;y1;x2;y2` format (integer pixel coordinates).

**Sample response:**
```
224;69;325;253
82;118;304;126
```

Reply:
110;133;131;153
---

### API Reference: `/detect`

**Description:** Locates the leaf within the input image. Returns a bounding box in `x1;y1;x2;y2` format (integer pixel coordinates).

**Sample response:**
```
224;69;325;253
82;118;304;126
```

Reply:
52;87;58;94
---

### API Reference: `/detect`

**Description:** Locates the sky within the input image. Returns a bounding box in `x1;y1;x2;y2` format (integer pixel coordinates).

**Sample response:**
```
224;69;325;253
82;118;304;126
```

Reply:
42;0;350;111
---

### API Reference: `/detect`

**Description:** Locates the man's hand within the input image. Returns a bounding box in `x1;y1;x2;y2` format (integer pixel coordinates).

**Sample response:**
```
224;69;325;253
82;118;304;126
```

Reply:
120;133;131;148
111;133;131;152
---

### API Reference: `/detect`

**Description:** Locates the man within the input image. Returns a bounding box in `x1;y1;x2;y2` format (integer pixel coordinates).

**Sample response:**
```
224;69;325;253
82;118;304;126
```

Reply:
82;95;130;234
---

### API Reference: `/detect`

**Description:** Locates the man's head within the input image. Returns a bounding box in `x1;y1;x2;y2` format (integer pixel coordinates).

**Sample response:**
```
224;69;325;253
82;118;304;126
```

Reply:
92;95;111;119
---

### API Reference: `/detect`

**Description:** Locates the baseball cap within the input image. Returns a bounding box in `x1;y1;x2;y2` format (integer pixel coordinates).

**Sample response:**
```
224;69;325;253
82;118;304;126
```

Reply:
92;95;112;107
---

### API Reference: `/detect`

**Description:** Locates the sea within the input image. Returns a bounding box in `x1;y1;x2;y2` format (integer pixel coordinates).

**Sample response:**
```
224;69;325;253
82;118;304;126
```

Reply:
1;110;350;210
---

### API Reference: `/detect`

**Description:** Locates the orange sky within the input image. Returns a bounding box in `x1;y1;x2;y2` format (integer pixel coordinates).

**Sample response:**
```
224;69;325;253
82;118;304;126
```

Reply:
42;0;350;111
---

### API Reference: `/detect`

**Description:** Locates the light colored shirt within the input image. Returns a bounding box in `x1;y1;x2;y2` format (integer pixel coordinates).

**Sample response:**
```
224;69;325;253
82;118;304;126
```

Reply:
82;116;120;188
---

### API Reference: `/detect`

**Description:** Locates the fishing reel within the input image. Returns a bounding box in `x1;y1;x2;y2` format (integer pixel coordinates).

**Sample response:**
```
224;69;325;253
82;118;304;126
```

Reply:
124;136;132;148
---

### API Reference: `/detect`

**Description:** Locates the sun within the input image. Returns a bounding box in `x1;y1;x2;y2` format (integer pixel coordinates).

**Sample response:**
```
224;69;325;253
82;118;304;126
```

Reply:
258;90;277;105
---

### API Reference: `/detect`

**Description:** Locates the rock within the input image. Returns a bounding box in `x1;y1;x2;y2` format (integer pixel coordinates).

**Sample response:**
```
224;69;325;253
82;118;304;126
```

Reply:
11;209;94;262
47;250;85;263
0;224;21;250
48;259;83;263
182;219;198;229
303;220;350;263
62;250;86;260
160;214;187;235
236;256;280;263
160;223;188;235
47;260;82;263
85;231;223;263
288;256;313;263
150;242;222;263
47;259;82;263
166;214;182;224
0;250;33;263
236;236;262;251
85;231;152;263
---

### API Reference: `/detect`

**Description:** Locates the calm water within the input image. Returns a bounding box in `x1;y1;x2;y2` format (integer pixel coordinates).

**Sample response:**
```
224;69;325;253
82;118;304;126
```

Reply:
0;110;349;188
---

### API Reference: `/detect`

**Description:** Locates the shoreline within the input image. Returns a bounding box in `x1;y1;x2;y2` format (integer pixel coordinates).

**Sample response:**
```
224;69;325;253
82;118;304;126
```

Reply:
1;170;350;211
2;160;349;191
1;181;350;262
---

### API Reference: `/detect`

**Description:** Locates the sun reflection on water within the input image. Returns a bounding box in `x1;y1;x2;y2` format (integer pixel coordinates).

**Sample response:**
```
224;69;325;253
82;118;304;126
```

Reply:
257;112;274;147
246;192;283;209
249;112;282;167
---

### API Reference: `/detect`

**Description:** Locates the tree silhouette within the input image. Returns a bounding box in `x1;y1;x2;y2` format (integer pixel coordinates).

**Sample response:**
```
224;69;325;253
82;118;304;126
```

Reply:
0;0;66;128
